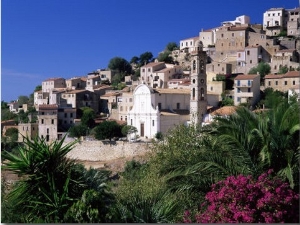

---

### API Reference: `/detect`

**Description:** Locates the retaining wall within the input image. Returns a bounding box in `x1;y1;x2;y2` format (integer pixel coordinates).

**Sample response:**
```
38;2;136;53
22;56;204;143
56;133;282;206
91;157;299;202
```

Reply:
66;140;152;161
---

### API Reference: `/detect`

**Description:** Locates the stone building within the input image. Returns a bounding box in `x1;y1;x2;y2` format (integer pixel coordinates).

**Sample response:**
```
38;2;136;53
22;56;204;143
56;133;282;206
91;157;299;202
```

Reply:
18;123;39;142
42;77;66;93
233;74;261;107
264;71;300;93
140;62;184;89
37;104;59;142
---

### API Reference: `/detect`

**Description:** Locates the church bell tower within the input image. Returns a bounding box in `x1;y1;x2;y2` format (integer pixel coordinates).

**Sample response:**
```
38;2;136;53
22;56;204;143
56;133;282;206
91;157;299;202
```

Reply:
190;41;207;125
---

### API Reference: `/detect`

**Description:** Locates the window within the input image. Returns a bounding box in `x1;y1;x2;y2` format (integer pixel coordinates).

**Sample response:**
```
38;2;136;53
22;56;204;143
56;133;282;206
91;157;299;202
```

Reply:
275;81;278;85
47;128;49;134
248;88;251;92
152;120;154;126
268;81;271;86
51;119;54;124
250;60;252;64
200;88;204;100
120;116;123;121
142;69;145;72
192;88;195;100
70;113;73;118
120;106;123;111
237;97;241;102
293;81;296;85
148;68;151;72
237;80;240;86
247;50;250;55
210;86;213;91
131;119;133;125
158;103;162;110
232;33;234;37
129;98;132;102
248;80;251;86
237;88;241;93
177;103;180;109
284;81;287;85
221;34;224;37
64;113;67;118
41;119;44;124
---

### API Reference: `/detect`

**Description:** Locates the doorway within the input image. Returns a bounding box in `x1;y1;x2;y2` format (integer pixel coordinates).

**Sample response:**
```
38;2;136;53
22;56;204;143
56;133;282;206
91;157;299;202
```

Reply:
140;123;144;137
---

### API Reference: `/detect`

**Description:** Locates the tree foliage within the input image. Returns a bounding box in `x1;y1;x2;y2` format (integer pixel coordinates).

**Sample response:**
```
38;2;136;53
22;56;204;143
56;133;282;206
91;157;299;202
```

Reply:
166;42;178;51
68;124;88;138
157;51;174;63
80;107;96;128
248;62;271;81
93;120;122;142
108;57;132;75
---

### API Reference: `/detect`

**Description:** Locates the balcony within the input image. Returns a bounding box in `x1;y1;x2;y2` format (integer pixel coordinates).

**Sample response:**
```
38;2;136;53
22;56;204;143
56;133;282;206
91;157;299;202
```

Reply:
235;92;253;97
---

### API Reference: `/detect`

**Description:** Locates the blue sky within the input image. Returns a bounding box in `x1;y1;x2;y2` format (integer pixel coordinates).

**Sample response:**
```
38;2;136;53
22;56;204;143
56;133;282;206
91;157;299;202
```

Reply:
1;0;299;102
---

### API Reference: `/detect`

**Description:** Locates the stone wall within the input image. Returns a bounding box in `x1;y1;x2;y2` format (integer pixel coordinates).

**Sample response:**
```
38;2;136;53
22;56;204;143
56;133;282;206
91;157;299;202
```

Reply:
65;140;152;161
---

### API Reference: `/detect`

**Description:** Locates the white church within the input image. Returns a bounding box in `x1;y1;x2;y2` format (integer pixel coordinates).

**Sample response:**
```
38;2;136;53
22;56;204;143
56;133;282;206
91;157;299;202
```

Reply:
127;41;208;139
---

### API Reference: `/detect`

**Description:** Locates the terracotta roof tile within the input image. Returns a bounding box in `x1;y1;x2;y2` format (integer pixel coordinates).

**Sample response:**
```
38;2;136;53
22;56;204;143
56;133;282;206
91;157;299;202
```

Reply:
284;71;300;78
265;74;283;79
210;106;237;116
234;74;259;80
142;62;165;68
43;77;65;82
38;104;58;109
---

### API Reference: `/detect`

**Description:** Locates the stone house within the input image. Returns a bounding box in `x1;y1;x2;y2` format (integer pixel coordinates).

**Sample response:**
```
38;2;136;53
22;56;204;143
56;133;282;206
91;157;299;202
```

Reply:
270;49;299;73
60;89;99;113
100;91;122;119
287;7;300;37
57;107;77;133
37;104;59;142
66;76;87;90
140;62;184;89
179;36;199;53
42;77;66;93
233;74;261;107
264;71;300;93
263;8;286;36
18;123;39;142
8;101;20;113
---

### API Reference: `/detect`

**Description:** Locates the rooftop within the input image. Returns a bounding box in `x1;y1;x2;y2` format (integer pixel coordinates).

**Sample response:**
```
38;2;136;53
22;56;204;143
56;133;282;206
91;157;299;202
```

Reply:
210;106;237;116
234;74;259;80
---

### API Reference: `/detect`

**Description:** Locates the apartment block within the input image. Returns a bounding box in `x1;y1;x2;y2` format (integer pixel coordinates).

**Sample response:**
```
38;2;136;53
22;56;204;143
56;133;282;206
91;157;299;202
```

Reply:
233;74;261;107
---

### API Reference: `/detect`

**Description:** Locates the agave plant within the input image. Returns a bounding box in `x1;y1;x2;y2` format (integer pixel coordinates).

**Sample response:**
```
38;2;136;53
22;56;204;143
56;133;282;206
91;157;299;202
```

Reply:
2;135;83;222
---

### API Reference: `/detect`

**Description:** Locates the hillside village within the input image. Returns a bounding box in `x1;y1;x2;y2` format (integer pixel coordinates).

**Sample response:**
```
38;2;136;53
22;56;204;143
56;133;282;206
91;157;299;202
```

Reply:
3;6;300;142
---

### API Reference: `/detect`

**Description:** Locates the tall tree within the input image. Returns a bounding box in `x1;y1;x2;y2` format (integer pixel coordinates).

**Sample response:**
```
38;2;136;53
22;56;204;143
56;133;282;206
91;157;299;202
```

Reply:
166;42;178;51
108;57;132;75
139;52;153;66
93;120;122;143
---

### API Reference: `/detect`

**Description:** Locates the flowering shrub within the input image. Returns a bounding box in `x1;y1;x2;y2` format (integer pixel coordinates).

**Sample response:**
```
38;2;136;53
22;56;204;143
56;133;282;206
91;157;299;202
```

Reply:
183;170;299;223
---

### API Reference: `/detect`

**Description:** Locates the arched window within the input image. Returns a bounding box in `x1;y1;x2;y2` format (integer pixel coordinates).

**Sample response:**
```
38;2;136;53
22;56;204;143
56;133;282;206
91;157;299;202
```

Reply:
193;60;196;71
200;88;204;100
192;88;195;100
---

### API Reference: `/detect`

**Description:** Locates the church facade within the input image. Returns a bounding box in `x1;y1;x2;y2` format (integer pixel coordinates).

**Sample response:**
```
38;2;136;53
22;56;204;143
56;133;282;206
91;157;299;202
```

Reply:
128;41;208;138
